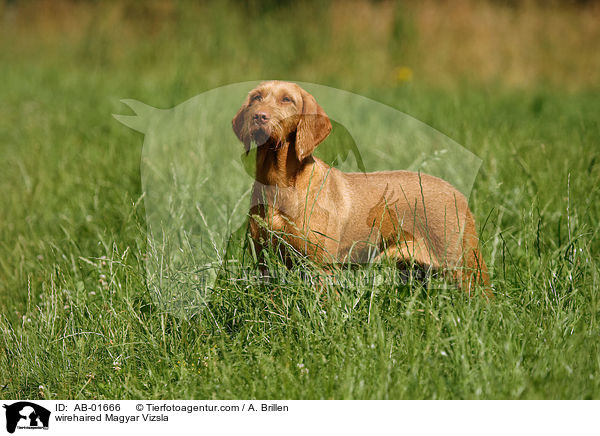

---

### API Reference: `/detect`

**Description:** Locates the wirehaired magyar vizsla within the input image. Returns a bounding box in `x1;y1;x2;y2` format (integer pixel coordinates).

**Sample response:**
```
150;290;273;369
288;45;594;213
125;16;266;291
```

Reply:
233;81;491;297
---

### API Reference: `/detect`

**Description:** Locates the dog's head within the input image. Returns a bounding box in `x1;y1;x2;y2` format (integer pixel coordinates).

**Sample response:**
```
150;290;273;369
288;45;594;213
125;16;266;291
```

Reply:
232;81;332;162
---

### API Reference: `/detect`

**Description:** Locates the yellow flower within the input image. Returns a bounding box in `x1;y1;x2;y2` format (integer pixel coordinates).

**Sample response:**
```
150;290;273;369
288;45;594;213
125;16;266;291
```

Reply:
396;66;414;83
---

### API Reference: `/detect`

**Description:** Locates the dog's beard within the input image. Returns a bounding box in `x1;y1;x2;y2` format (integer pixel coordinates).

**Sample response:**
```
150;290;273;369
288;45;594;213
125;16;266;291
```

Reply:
250;123;285;149
251;127;271;146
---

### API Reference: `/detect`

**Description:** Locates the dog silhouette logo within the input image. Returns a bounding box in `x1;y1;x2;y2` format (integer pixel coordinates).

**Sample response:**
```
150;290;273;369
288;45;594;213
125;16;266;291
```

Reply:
114;81;483;318
3;402;50;433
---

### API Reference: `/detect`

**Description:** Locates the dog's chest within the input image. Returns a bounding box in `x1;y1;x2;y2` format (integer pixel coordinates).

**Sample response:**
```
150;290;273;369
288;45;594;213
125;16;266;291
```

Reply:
249;182;338;260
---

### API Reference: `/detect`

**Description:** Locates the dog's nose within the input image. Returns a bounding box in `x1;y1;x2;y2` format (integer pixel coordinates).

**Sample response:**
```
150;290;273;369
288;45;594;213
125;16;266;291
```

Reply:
253;111;270;124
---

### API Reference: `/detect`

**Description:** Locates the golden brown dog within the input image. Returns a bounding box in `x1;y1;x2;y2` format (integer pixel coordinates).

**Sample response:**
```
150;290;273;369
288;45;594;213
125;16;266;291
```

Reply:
233;81;491;296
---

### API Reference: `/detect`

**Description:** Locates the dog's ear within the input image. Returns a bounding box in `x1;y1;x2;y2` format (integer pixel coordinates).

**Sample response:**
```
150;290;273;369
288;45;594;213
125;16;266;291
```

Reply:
296;90;332;162
232;97;251;154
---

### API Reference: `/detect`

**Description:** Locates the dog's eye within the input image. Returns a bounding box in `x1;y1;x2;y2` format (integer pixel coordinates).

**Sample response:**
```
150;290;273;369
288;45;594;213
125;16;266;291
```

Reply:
282;96;293;103
252;94;263;102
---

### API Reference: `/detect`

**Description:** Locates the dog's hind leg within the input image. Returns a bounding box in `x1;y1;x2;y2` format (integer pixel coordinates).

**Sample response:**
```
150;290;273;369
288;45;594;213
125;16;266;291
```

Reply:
453;248;493;299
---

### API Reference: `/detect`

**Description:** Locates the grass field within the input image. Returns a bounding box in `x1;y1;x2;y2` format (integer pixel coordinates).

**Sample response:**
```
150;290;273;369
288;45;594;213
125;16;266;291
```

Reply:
1;0;599;399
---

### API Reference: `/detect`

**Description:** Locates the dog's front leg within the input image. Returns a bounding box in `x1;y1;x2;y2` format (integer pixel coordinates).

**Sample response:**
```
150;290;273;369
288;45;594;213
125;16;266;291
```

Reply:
248;207;272;283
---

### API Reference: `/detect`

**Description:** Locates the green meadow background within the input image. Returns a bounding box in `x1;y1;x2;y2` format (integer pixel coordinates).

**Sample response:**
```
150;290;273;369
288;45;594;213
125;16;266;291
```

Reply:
1;0;599;399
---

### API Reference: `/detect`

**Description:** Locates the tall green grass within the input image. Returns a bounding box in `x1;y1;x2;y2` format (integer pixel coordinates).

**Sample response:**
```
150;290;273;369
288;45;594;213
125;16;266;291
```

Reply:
1;1;599;399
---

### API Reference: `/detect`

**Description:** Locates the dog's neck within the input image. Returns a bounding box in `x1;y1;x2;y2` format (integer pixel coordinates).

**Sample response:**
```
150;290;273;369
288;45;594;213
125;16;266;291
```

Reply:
254;138;316;187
